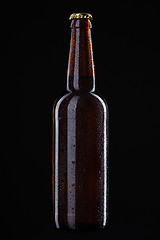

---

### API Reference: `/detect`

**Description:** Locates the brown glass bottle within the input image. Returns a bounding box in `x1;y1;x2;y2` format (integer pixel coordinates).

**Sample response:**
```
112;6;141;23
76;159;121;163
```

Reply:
52;13;109;230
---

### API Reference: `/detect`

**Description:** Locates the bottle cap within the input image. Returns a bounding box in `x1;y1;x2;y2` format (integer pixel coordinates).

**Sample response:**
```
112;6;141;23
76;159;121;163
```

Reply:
69;12;93;20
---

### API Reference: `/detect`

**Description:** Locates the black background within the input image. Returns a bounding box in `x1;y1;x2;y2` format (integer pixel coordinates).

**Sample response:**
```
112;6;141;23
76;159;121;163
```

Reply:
1;1;160;239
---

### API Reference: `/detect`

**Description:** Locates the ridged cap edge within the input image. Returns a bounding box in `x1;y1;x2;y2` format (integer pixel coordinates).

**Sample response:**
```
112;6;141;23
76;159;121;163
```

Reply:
69;12;93;20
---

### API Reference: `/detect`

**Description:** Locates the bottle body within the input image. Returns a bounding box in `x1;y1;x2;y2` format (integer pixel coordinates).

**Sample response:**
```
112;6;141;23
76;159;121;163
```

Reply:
52;91;109;229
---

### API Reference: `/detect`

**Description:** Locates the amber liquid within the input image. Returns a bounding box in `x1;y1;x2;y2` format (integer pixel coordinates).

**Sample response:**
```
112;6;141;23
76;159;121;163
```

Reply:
52;19;109;230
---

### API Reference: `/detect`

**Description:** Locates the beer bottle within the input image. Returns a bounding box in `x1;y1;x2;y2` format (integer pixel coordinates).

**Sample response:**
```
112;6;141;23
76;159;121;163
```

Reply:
52;12;109;230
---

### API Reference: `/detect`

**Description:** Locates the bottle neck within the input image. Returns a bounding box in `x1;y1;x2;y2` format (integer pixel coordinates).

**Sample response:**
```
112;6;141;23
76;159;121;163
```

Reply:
67;19;95;92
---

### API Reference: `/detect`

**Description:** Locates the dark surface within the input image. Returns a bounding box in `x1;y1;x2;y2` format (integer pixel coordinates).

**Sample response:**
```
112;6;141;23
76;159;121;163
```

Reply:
1;1;160;239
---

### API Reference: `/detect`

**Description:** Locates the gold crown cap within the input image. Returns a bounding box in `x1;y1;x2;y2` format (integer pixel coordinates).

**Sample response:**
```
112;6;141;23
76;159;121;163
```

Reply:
69;12;93;20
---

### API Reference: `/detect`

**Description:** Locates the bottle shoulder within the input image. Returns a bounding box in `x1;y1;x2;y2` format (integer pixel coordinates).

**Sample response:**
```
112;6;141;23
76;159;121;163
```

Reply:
53;91;108;112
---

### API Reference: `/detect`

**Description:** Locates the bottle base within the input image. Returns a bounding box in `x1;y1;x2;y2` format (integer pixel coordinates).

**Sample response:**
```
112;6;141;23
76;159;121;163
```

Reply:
54;223;107;231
